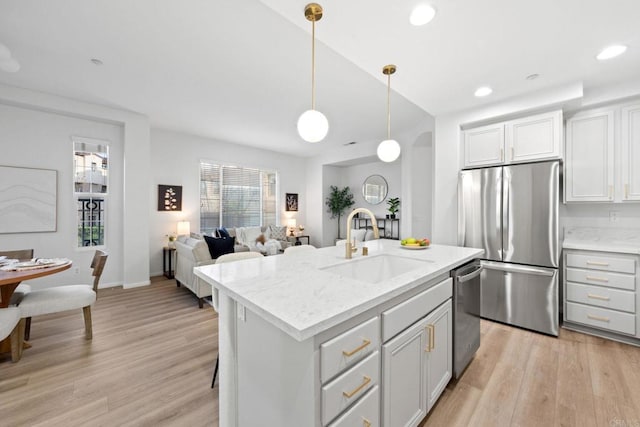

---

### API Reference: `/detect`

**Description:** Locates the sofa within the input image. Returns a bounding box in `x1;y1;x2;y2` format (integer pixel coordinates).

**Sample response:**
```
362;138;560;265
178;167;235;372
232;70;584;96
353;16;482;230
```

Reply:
174;225;291;308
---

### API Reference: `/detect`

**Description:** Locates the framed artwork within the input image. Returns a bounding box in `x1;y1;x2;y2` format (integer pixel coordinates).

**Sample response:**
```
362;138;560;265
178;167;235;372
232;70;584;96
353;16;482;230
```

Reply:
158;185;182;211
0;165;57;233
285;193;298;212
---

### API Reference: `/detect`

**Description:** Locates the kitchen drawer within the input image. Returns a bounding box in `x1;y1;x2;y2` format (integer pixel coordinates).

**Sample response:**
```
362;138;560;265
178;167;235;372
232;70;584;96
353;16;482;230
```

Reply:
566;268;635;291
566;302;636;336
327;385;379;427
322;351;380;426
320;317;380;383
566;253;635;274
566;282;635;313
382;278;452;342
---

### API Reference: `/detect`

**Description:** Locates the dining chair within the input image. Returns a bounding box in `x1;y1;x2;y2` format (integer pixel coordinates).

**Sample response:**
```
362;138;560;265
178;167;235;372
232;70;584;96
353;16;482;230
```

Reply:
0;307;24;362
18;250;108;341
0;249;35;306
283;245;317;255
210;251;263;388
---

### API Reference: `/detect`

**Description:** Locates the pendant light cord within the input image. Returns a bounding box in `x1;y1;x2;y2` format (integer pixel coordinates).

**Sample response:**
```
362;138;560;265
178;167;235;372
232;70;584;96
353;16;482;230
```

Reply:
387;72;391;140
311;20;316;110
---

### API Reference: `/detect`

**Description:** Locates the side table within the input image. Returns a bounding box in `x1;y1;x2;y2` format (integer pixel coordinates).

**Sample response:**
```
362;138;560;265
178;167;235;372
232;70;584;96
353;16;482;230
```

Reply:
163;247;176;279
288;235;310;246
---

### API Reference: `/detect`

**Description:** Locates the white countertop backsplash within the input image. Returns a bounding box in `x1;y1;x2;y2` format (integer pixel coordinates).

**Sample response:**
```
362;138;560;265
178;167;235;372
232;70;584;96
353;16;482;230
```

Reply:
195;240;483;341
563;226;640;254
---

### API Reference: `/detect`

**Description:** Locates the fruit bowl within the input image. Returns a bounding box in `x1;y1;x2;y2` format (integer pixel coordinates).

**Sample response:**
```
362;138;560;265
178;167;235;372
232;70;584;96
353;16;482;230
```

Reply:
400;237;430;249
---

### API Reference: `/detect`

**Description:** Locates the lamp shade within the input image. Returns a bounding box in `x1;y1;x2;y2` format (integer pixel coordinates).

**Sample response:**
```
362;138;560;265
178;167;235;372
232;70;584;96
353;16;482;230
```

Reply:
297;109;329;143
177;221;190;236
377;139;401;162
287;218;297;229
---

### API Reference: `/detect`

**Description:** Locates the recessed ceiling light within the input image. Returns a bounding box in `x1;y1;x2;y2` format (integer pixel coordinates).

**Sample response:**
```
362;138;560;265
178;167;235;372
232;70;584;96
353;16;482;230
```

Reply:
0;58;20;73
410;4;436;26
474;86;492;97
91;58;104;66
597;45;627;60
526;73;540;80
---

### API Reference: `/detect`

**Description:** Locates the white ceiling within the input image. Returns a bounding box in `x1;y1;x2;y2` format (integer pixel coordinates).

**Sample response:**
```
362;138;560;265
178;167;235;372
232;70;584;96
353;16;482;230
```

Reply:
1;1;639;157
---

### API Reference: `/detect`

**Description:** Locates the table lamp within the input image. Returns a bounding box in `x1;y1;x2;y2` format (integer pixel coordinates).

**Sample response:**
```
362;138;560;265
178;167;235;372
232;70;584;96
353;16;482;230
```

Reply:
177;221;191;237
287;218;296;236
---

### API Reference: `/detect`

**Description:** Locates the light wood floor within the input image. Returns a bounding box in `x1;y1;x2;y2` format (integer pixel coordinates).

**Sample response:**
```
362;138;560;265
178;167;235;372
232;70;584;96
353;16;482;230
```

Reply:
2;277;639;426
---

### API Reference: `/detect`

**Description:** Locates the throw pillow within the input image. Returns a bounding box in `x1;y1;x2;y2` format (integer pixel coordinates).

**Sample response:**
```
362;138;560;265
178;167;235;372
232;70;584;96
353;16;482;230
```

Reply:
217;227;231;239
203;235;235;259
269;224;287;240
242;226;263;245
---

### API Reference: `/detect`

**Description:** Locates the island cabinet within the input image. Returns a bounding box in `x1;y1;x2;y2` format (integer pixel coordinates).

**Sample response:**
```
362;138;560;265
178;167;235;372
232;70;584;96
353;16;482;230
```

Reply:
462;110;563;169
224;275;453;427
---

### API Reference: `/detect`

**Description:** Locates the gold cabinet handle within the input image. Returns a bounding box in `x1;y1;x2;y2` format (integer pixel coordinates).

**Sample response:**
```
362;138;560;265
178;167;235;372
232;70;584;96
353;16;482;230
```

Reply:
343;376;371;398
342;339;371;357
424;324;435;352
500;148;504;162
609;185;614;199
587;293;610;301
586;261;609;267
363;418;371;427
625;184;629;199
586;275;609;282
587;314;610;322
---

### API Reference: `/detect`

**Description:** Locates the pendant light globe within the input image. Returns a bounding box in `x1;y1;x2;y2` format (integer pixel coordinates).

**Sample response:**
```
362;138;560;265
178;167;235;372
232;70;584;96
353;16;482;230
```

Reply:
297;109;329;143
377;139;401;162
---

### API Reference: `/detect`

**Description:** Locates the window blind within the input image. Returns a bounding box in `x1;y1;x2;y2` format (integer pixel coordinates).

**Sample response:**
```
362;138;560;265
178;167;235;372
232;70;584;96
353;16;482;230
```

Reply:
200;162;277;234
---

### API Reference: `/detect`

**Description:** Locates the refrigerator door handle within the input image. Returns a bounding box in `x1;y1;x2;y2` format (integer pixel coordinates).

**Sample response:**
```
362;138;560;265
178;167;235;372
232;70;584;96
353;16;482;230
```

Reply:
480;260;555;277
458;266;483;283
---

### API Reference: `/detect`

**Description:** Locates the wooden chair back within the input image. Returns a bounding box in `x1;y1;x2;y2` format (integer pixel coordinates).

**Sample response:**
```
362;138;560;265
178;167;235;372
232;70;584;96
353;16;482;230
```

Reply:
90;250;108;293
0;249;34;261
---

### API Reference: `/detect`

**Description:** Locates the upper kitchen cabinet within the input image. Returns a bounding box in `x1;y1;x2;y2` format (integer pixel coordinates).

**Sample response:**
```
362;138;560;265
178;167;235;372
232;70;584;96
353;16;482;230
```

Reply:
462;110;563;169
621;103;640;201
565;109;615;202
565;101;640;203
462;123;505;168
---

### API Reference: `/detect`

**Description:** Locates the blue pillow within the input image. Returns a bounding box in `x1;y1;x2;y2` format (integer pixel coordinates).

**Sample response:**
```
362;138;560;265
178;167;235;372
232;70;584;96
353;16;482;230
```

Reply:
203;235;235;259
217;227;231;239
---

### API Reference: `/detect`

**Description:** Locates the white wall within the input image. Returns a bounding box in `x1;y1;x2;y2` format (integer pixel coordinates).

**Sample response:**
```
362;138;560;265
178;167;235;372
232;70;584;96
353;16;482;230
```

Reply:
339;160;401;220
0;102;123;288
148;128;308;276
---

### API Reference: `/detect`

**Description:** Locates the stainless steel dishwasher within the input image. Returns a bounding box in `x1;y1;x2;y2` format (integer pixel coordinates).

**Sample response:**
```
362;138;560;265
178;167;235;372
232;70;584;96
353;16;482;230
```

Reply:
450;260;482;379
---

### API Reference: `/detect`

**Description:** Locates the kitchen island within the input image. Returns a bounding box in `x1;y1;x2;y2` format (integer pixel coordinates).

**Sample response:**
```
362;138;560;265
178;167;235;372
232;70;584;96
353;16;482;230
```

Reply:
196;240;483;427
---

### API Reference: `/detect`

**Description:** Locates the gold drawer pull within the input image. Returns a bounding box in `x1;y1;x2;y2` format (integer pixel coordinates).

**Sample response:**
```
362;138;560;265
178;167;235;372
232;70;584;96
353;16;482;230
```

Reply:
363;418;371;427
586;261;609;267
343;376;371;398
425;324;435;352
587;293;610;301
586;276;609;282
625;183;629;199
343;339;371;357
587;314;610;322
609;185;613;199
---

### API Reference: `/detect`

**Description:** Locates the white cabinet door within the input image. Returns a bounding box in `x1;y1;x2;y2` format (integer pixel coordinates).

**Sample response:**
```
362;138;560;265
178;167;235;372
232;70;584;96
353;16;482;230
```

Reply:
565;110;615;202
382;319;427;427
622;104;640;201
425;300;452;411
463;123;505;168
505;110;562;163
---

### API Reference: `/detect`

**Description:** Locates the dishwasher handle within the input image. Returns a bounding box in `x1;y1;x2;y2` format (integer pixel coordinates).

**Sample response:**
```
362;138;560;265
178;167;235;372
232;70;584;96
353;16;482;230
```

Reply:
457;266;483;283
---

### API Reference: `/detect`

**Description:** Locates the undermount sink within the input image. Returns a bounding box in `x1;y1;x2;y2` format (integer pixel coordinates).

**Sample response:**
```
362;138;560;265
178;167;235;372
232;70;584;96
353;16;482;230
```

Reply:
321;254;432;284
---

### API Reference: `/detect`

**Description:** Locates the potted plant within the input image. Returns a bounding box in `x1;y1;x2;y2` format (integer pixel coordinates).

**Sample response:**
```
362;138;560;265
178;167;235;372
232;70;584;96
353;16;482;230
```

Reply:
325;185;355;240
387;197;400;219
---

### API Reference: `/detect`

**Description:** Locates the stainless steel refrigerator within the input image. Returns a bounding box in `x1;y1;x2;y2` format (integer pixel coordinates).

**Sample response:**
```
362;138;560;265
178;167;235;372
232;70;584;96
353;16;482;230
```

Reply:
458;160;559;336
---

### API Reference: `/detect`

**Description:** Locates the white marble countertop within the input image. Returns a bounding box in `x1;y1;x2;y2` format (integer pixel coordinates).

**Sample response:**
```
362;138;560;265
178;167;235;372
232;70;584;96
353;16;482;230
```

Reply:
563;227;640;254
195;240;483;341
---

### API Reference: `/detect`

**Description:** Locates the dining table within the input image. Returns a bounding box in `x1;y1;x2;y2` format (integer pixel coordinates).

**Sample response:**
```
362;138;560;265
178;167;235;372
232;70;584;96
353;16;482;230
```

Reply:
0;261;72;359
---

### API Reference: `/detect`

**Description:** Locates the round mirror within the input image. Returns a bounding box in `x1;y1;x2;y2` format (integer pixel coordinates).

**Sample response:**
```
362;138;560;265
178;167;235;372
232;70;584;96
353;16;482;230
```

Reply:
362;174;388;205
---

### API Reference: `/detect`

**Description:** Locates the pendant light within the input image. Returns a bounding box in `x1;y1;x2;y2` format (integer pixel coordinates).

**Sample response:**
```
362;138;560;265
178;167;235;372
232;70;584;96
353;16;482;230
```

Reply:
297;3;329;143
377;64;401;162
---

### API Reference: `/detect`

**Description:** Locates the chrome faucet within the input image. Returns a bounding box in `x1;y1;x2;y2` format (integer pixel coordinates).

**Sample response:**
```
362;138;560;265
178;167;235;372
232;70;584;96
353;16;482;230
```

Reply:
345;208;380;259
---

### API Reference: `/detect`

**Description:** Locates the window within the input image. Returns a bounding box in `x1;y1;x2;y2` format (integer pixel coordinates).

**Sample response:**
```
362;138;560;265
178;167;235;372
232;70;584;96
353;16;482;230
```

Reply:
73;137;108;248
200;162;277;234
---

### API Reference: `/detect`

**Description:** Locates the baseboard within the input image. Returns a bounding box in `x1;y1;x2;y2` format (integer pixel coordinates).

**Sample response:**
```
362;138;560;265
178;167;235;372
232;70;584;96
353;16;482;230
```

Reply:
123;280;151;289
